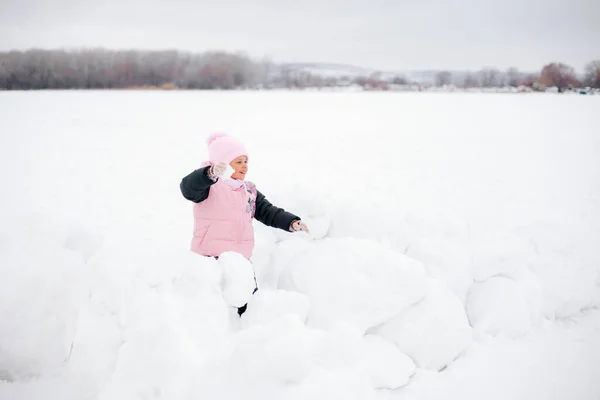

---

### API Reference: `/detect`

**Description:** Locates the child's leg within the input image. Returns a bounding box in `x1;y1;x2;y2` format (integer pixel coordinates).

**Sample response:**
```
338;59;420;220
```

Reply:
210;254;256;317
237;284;258;317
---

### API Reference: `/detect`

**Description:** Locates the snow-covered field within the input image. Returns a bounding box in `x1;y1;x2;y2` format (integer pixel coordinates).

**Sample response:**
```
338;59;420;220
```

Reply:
1;91;599;400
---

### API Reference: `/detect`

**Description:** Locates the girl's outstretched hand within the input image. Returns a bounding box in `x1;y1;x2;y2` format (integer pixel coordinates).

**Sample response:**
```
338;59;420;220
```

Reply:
291;220;310;234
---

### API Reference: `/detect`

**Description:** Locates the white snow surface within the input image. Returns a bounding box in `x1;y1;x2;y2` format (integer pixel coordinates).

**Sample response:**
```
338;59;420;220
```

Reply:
0;91;599;399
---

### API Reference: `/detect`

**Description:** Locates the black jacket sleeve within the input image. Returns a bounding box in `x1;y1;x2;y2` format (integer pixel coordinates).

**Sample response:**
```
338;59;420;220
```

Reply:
255;191;300;232
180;166;216;203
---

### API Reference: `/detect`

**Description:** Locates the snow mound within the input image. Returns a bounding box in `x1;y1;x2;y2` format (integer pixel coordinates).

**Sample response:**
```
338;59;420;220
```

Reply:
375;278;473;370
278;237;427;333
80;248;231;400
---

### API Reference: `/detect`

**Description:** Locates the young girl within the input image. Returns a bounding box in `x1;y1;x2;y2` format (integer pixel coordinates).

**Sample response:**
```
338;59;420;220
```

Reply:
180;133;309;314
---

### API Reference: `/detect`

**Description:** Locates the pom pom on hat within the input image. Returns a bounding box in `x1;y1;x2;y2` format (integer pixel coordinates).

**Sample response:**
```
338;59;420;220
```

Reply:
206;132;229;146
206;132;248;164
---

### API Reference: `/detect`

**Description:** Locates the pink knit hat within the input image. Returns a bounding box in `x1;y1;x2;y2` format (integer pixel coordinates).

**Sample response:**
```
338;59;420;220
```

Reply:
206;133;248;164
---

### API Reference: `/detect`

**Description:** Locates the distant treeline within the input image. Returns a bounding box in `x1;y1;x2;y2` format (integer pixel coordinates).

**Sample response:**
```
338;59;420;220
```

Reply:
433;61;600;91
0;49;263;90
0;49;598;91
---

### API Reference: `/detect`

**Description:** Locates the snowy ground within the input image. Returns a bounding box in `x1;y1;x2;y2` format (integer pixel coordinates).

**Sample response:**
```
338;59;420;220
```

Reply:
0;91;599;400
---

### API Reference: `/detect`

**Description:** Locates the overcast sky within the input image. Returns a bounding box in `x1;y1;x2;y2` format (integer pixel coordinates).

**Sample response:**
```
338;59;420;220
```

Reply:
0;0;598;72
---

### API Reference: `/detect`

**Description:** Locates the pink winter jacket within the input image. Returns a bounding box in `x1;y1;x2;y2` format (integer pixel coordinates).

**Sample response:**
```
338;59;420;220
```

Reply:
192;179;256;258
180;166;300;259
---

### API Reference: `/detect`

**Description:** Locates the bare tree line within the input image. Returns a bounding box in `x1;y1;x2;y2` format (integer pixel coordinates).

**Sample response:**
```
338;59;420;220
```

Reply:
435;67;537;88
0;49;598;91
434;61;600;91
436;68;538;88
0;49;262;90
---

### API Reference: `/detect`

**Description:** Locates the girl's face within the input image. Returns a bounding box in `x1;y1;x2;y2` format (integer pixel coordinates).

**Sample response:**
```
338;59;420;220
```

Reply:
229;155;248;180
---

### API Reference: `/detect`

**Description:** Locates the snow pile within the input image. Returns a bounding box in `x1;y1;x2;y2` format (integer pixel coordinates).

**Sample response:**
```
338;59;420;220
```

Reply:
0;218;470;398
63;243;233;400
1;91;599;400
272;236;472;372
200;235;465;395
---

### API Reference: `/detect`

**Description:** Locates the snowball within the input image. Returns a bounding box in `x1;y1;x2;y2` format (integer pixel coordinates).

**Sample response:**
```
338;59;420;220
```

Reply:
219;252;257;307
299;213;331;240
279;237;427;333
375;278;472;370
